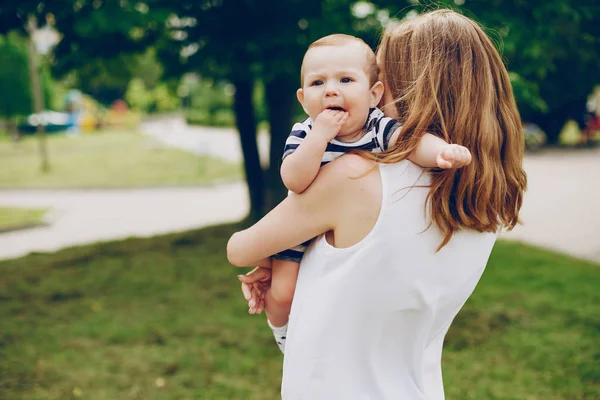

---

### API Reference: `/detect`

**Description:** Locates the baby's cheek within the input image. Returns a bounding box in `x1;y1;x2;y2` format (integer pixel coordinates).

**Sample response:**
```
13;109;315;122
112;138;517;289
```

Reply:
355;110;370;128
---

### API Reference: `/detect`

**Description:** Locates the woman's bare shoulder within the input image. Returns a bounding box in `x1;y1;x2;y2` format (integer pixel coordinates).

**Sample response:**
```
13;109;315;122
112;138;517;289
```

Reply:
310;154;381;205
322;154;379;181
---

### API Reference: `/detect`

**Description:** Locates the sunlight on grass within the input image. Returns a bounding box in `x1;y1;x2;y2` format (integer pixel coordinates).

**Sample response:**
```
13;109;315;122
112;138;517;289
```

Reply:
0;226;598;399
0;206;48;231
0;130;242;188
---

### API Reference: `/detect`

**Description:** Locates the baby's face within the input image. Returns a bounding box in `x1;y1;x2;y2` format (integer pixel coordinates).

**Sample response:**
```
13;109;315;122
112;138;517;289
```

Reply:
298;43;381;141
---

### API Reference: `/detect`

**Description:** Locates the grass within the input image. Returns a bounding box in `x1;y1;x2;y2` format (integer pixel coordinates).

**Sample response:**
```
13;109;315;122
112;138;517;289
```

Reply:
0;224;598;399
0;207;48;231
0;130;242;188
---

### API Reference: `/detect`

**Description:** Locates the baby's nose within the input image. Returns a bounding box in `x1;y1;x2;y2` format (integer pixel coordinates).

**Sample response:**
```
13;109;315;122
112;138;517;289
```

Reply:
324;83;339;96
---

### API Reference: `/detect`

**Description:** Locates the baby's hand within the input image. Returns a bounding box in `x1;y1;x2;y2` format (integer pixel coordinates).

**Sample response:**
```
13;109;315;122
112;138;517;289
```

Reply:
312;109;348;142
436;144;472;169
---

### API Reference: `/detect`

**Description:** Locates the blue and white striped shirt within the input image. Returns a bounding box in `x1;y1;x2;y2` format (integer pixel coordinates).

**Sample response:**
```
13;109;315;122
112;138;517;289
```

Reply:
282;108;400;166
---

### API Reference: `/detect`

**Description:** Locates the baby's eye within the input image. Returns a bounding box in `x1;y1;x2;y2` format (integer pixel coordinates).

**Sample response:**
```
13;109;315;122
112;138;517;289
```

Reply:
340;77;353;83
311;80;323;86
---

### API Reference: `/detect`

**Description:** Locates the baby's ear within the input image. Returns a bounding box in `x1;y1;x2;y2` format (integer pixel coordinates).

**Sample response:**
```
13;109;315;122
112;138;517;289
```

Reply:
369;81;384;108
296;88;310;116
296;88;305;108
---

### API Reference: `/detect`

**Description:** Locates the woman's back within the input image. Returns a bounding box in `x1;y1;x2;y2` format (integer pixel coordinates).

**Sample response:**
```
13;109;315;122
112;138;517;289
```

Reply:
282;160;498;399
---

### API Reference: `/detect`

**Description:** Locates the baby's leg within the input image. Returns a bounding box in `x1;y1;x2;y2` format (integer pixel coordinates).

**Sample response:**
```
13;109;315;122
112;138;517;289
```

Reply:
266;241;308;353
266;258;300;328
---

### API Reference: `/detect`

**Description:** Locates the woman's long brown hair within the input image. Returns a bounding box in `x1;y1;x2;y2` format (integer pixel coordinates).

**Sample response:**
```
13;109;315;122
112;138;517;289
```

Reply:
373;9;527;249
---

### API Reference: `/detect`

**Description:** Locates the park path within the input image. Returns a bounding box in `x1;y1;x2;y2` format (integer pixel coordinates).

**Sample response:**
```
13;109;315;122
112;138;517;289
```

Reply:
506;147;600;262
0;185;248;261
141;116;271;166
1;115;599;262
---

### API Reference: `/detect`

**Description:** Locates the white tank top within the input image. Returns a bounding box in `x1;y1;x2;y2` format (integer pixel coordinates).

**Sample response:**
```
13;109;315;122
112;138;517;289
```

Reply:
281;161;498;400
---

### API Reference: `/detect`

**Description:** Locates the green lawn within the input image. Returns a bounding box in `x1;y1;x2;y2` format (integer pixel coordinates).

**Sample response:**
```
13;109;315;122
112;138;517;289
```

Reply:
0;206;48;231
0;225;598;399
0;130;242;188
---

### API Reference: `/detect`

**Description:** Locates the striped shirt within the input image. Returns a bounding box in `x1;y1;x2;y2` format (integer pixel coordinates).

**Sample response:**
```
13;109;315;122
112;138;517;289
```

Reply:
282;108;400;166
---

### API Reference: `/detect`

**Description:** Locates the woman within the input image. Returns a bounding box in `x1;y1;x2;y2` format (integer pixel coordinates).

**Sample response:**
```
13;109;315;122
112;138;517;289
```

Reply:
227;9;527;399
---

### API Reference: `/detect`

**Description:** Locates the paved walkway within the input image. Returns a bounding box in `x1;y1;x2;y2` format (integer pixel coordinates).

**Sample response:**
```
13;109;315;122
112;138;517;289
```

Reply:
141;117;271;166
501;147;600;262
1;116;599;263
0;185;248;260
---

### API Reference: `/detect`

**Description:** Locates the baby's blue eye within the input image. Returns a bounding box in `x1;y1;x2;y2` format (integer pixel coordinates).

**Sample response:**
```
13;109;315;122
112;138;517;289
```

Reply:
311;80;323;86
340;77;352;83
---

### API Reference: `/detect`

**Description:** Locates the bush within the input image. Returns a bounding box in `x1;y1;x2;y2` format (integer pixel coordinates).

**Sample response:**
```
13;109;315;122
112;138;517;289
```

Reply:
125;78;153;112
125;78;180;113
186;109;235;127
523;122;546;151
559;120;582;146
152;83;180;112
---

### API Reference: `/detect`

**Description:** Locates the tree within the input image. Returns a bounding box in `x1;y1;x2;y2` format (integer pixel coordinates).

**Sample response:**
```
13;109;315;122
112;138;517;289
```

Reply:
0;1;170;106
26;14;50;171
0;1;395;218
0;31;52;130
373;0;600;144
0;32;33;134
460;0;600;144
154;0;303;219
65;51;161;106
157;0;388;219
0;0;393;219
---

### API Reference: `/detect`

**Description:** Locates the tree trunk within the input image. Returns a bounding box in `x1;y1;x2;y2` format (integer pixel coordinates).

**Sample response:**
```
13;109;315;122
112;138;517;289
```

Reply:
264;75;297;212
7;119;20;142
27;14;49;172
232;78;264;222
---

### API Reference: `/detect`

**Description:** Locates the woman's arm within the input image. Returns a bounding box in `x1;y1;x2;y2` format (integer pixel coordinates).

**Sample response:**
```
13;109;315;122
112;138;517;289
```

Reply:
227;155;366;267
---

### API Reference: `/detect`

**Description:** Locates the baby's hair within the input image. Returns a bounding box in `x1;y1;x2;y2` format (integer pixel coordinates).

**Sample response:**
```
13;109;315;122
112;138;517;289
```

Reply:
301;34;379;86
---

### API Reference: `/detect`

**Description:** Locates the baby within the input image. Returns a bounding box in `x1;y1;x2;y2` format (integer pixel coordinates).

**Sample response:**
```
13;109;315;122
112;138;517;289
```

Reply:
259;34;471;352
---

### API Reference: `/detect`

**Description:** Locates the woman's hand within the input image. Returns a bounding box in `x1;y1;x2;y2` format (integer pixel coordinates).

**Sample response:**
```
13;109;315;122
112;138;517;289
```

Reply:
238;267;272;314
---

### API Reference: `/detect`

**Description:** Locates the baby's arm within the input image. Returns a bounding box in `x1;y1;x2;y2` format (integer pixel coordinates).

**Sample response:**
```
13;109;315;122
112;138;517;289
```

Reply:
281;134;329;194
281;109;348;193
389;130;472;169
